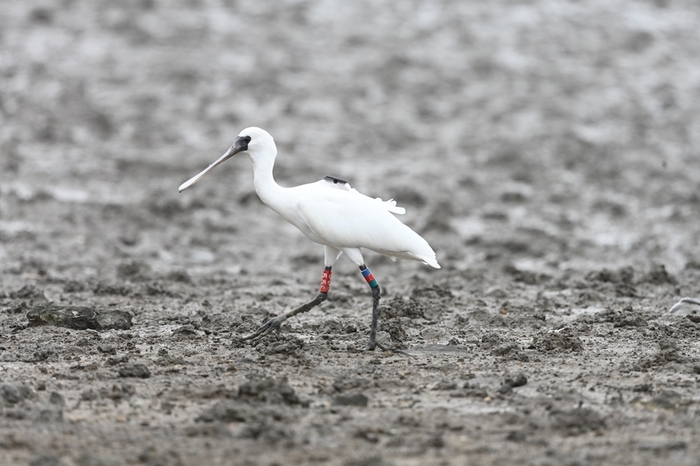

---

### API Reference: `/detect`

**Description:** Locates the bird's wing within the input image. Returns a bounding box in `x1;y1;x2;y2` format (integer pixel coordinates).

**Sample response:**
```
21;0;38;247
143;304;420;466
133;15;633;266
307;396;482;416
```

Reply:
291;184;436;265
316;178;406;215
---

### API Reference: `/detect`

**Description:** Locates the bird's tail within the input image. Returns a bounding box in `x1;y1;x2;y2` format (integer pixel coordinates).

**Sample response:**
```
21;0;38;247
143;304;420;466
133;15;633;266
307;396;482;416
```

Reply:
375;197;406;215
406;236;440;269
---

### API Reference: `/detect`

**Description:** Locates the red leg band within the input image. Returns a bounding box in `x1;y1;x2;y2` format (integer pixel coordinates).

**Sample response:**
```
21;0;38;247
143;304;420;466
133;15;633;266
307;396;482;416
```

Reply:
319;268;332;293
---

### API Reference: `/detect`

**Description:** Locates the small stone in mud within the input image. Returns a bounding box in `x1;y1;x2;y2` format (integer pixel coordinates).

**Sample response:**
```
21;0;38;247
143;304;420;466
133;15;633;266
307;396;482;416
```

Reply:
49;392;65;407
504;373;527;388
333;393;369;407
422;433;445;449
81;389;98;401
118;363;151;379
172;324;199;336
97;344;117;355
497;384;513;395
26;303;133;331
1;384;22;404
693;363;700;374
506;430;527;442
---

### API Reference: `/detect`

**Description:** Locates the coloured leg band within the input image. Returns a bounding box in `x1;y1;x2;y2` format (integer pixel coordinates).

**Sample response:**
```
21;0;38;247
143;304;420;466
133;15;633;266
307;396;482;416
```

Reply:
319;267;332;293
360;265;379;288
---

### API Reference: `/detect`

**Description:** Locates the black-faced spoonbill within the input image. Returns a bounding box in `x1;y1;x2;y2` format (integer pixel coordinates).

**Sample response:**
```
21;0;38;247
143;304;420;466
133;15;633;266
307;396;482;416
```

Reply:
669;297;700;314
178;127;440;350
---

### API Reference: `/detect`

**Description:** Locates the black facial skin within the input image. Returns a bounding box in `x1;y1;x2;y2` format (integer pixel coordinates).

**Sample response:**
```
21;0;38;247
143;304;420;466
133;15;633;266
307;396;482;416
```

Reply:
234;135;251;152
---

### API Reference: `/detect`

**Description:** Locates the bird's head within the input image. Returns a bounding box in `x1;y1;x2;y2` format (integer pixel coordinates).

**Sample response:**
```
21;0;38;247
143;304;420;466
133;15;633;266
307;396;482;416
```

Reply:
178;127;276;192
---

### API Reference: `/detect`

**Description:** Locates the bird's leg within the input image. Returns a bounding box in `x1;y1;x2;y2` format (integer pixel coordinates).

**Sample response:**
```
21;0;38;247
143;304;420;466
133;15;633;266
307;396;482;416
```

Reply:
360;265;383;350
241;267;332;341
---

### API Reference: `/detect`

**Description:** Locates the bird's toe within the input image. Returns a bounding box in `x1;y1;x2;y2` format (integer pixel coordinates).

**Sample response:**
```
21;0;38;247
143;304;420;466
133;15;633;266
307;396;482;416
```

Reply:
365;337;386;351
268;317;283;334
241;316;285;341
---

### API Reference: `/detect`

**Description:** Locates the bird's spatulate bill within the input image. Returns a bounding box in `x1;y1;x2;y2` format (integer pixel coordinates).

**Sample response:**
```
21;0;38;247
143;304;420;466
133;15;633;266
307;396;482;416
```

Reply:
178;147;237;192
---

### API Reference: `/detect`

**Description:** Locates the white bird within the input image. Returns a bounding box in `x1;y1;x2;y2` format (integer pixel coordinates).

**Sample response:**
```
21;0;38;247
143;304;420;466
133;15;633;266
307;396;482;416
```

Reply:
668;297;700;314
178;127;440;350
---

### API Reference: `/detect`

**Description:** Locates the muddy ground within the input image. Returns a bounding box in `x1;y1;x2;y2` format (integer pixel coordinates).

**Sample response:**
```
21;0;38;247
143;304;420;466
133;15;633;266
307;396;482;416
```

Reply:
2;1;700;465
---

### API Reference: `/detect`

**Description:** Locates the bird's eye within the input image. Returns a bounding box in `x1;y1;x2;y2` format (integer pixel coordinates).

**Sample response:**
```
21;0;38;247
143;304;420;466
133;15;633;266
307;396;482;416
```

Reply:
244;136;251;143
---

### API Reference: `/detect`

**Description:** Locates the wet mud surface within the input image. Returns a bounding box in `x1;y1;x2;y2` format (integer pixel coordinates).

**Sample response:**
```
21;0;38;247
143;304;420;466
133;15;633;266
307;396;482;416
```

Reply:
2;1;700;465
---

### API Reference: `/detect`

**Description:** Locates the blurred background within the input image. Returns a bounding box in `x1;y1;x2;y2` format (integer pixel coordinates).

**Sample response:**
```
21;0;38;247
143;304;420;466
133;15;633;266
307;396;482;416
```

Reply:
1;0;699;290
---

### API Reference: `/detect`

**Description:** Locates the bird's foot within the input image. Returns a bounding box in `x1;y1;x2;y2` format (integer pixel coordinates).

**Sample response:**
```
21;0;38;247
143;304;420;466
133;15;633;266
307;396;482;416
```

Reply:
240;293;327;342
241;316;286;341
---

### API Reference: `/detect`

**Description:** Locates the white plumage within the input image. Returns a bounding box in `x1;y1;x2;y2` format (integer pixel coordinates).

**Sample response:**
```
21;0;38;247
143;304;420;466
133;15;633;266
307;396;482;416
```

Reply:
178;126;439;349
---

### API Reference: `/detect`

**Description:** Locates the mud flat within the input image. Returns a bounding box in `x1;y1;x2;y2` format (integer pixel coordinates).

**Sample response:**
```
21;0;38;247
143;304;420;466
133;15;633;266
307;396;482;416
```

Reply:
1;1;699;465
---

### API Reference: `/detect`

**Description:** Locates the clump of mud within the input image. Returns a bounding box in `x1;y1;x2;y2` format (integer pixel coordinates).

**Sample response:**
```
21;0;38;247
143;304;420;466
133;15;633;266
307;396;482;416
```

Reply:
531;328;584;352
26;303;133;330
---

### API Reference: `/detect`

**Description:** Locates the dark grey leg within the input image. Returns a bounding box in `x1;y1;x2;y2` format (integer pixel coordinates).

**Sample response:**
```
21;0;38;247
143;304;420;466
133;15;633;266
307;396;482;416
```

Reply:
241;266;332;341
367;284;382;350
360;264;384;350
241;293;327;341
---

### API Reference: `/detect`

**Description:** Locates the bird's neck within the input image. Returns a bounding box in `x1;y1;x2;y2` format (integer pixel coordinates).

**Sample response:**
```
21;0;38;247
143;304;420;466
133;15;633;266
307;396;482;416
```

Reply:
250;153;284;208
